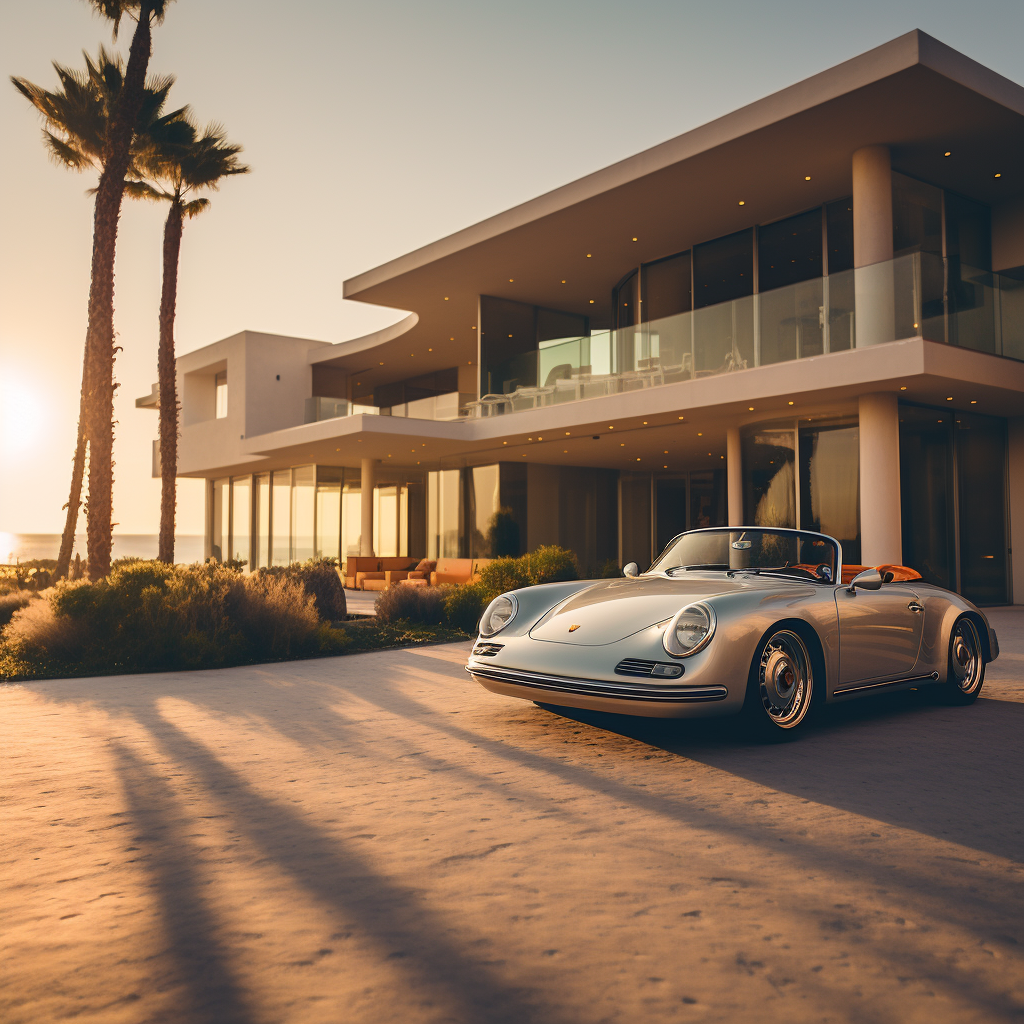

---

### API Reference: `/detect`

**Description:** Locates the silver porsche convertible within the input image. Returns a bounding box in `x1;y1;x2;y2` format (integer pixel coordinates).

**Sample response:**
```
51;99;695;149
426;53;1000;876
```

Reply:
465;527;999;738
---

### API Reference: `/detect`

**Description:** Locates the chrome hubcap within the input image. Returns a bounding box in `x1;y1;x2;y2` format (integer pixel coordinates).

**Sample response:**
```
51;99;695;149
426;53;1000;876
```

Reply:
951;620;982;693
759;630;811;727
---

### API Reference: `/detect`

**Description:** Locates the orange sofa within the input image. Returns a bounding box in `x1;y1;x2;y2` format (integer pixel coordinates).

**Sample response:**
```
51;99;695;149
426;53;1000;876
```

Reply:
399;557;493;588
354;557;422;592
342;556;380;589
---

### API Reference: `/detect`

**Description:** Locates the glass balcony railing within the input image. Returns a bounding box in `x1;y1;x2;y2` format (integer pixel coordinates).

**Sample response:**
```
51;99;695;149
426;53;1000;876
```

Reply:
469;253;1024;416
303;391;476;425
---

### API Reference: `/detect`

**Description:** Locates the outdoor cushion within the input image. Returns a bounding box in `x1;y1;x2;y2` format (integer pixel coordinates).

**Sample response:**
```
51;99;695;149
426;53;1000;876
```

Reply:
414;559;436;572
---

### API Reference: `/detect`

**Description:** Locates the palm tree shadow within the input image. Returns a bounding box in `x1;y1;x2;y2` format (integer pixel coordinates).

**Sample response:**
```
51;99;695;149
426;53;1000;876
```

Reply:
117;704;571;1024
112;740;258;1024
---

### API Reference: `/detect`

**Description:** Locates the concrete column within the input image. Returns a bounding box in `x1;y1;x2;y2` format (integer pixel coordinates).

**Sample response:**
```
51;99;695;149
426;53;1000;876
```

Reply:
726;426;743;526
360;457;377;557
853;145;895;348
858;393;902;566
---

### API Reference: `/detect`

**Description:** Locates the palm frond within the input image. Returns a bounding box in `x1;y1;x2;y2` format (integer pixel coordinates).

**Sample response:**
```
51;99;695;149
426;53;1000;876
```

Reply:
182;197;210;219
83;0;175;38
123;178;169;201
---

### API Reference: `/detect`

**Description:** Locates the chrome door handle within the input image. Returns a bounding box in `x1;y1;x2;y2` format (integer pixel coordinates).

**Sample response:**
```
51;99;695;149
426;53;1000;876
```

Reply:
908;602;923;613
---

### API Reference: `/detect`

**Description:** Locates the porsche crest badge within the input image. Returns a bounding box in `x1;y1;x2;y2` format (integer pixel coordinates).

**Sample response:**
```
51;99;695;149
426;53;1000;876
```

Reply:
568;624;581;632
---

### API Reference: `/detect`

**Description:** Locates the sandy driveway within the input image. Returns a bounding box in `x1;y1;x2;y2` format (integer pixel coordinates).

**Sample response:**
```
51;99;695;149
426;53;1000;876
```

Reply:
2;610;1023;1024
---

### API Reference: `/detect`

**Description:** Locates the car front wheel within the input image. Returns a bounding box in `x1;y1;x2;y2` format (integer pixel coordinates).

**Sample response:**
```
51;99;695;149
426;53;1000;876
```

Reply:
741;627;815;740
936;617;985;705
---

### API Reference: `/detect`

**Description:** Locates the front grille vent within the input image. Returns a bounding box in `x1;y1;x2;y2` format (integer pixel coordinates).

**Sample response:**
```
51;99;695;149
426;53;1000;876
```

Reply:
473;643;504;657
615;658;683;679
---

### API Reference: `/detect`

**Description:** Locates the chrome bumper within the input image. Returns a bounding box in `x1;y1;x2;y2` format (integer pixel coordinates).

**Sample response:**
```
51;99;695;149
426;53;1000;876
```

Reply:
465;663;728;703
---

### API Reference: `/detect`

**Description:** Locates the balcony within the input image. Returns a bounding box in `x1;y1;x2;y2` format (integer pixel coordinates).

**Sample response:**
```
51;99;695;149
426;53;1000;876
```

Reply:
470;253;1024;416
304;391;475;424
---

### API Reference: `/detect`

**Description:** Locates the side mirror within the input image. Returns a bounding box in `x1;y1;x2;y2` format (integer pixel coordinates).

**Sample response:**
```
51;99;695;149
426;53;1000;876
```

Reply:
623;562;639;577
847;568;883;593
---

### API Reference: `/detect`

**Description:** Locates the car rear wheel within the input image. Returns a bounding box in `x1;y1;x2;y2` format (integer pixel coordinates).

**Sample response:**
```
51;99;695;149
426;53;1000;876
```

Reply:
741;627;815;740
936;617;985;705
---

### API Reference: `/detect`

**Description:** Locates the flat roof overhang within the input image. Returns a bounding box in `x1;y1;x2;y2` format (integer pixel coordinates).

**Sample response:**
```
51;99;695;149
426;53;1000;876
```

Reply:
328;30;1024;396
178;341;1024;478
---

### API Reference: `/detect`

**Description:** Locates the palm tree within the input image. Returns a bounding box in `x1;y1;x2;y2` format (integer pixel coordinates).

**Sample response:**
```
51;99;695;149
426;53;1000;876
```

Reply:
12;0;172;580
129;118;249;563
13;44;183;581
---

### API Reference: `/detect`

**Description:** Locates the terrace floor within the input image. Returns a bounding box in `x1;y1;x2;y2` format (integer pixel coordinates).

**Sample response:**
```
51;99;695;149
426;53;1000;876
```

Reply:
1;610;1022;1023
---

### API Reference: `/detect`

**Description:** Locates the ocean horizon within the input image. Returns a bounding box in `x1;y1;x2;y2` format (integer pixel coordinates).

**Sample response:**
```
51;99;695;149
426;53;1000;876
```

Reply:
0;533;205;565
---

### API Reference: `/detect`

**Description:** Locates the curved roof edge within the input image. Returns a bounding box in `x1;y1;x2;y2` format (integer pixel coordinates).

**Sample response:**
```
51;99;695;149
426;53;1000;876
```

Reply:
342;29;1024;301
308;311;419;365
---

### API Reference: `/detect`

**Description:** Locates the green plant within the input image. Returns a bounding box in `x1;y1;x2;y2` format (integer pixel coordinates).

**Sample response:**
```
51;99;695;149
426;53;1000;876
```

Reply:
442;583;489;633
598;558;621;578
524;545;579;585
477;557;532;598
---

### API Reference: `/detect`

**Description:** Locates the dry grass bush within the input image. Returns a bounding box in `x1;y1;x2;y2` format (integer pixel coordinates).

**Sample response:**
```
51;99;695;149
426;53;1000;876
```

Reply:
0;591;34;627
374;584;446;625
257;557;347;621
0;560;349;680
441;583;489;633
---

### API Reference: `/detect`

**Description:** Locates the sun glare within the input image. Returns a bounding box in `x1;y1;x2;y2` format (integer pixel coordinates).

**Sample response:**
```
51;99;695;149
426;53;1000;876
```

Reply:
0;371;47;462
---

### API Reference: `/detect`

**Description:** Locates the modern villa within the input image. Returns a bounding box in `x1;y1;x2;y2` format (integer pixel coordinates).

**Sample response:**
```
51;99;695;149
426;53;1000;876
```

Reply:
139;30;1024;606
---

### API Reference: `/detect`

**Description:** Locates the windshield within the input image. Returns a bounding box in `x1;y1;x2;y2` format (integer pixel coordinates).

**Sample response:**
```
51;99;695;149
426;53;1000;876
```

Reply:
648;528;840;583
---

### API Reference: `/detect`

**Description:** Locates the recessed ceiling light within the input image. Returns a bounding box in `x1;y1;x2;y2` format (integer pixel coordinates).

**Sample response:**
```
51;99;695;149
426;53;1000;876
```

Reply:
589;299;595;304
444;296;448;300
678;416;684;420
738;200;745;206
503;441;507;444
663;450;668;454
632;237;638;241
379;361;384;366
971;400;977;404
748;406;754;411
663;465;667;469
563;450;568;453
609;425;614;429
995;173;1002;178
620;443;625;447
565;431;570;435
636;458;641;462
944;151;951;157
698;432;703;436
586;253;592;258
900;386;907;390
642;420;648;424
788;401;794;405
804;176;811;181
561;279;566;284
947;396;953;401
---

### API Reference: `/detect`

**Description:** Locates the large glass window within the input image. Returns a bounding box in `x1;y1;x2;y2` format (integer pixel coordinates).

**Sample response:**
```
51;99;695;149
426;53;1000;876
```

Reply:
466;465;500;557
825;198;855;352
230;476;250;565
271;470;291;566
798;423;859;564
253;473;270;569
759;210;824;364
693;230;754;375
655;476;687;554
316;468;342;560
945;192;995;353
341;473;362;558
619;472;652;570
689;471;725;531
743;428;796;529
892;172;944;340
291;466;315;562
428;469;461;558
211;477;229;562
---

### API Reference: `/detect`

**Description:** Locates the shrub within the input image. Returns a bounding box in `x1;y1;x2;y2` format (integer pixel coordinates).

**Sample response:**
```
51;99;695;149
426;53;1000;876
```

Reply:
256;557;347;621
477;557;532;598
0;591;33;628
442;582;489;633
477;545;579;600
598;558;621;578
524;545;579;585
0;560;349;680
374;584;446;625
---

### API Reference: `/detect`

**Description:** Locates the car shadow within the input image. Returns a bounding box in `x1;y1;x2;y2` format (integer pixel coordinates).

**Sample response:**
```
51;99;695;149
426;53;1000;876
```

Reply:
538;689;1024;864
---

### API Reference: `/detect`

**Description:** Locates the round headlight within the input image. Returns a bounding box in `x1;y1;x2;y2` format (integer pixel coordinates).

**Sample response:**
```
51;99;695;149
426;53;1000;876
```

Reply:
479;594;518;637
663;602;716;658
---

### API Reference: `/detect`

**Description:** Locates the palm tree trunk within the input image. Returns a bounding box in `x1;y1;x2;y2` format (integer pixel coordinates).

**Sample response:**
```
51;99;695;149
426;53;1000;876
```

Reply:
157;201;183;564
83;0;156;580
54;420;87;581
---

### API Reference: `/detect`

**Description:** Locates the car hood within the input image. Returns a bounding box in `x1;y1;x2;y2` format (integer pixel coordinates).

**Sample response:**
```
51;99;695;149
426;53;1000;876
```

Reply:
528;573;763;646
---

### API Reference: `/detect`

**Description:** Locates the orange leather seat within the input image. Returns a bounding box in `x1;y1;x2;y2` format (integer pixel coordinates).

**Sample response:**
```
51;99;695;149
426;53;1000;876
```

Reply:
840;563;922;585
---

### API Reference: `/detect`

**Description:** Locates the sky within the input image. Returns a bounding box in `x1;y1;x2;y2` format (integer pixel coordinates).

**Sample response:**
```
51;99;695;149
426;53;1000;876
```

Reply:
2;0;1024;537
